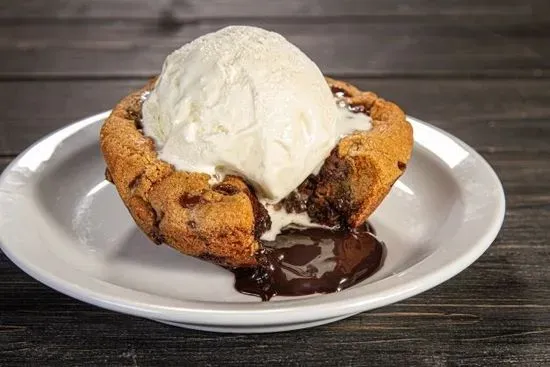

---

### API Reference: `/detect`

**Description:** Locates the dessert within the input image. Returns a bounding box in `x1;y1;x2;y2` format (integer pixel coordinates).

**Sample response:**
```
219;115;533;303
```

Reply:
100;26;413;299
141;25;341;203
234;223;384;300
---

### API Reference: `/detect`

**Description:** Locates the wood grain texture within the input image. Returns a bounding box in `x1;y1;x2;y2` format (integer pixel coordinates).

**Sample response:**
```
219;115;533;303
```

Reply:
0;78;549;155
1;0;548;20
0;21;549;79
1;297;548;366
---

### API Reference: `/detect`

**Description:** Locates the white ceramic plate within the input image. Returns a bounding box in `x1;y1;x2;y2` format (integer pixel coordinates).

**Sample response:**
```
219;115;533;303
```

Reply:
0;113;505;333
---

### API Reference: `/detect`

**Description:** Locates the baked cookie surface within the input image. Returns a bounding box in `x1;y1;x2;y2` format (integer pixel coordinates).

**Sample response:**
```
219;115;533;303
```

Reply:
283;78;413;228
100;78;412;268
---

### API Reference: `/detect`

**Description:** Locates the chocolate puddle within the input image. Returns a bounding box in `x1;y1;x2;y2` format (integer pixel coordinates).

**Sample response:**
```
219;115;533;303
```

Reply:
233;223;384;301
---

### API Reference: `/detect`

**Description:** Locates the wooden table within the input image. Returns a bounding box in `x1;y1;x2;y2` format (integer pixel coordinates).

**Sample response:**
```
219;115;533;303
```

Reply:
1;1;549;365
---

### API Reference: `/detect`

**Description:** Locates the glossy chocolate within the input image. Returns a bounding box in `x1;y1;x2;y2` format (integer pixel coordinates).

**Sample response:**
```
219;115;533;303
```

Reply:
233;223;384;301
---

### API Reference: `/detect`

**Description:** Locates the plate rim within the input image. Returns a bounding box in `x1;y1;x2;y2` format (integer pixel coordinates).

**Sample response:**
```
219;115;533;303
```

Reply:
0;112;506;327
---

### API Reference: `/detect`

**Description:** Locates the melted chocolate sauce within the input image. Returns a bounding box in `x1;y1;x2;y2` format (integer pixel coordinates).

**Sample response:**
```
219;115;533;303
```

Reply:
231;88;384;300
233;223;384;301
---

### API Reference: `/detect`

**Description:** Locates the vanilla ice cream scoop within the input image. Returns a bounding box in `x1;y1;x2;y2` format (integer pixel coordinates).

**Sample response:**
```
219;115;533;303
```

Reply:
142;26;340;202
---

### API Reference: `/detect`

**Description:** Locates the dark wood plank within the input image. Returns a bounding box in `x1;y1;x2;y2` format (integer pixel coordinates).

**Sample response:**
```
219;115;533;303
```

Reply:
1;78;549;155
1;21;549;79
1;0;548;20
0;80;144;155
0;298;548;366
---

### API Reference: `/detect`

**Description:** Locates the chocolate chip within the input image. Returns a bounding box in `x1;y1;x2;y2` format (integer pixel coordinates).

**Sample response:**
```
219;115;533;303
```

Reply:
126;108;143;129
150;230;164;245
398;161;407;170
282;190;308;214
187;220;197;229
105;169;113;183
241;185;271;239
213;183;240;196
304;149;353;228
179;194;205;208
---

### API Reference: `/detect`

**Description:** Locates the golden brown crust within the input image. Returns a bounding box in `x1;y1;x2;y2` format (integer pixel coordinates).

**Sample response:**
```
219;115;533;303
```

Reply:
100;77;412;267
100;80;264;268
323;77;413;227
